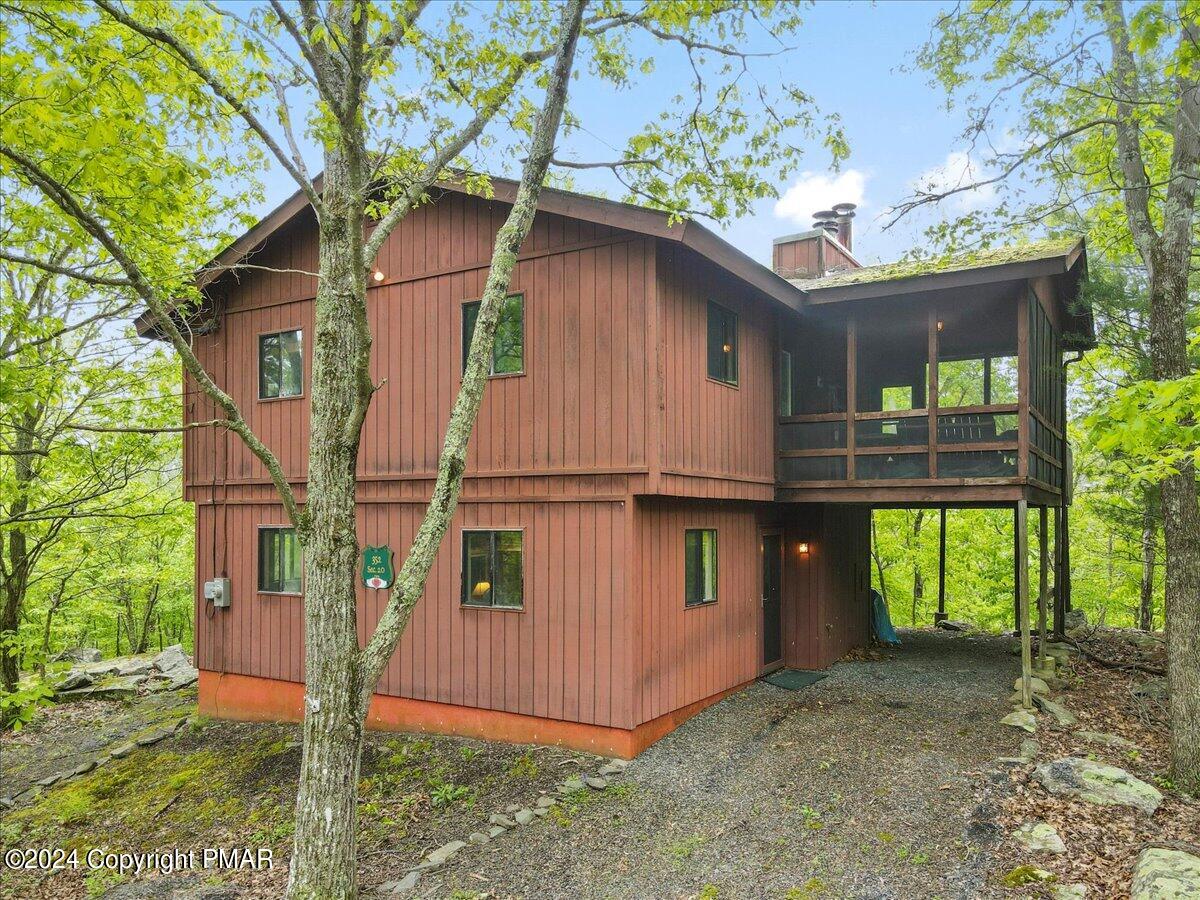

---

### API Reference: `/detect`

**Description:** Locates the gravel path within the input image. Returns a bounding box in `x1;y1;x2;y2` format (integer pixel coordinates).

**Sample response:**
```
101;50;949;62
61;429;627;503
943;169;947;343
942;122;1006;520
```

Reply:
404;630;1022;900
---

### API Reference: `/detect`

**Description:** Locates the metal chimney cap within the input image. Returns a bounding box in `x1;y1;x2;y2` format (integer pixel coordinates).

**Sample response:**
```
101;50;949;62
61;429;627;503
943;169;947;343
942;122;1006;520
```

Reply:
832;202;857;216
812;209;836;221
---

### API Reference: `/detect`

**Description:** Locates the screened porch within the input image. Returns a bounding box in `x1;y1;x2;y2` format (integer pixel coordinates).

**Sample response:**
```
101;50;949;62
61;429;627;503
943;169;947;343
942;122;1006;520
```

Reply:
775;280;1068;506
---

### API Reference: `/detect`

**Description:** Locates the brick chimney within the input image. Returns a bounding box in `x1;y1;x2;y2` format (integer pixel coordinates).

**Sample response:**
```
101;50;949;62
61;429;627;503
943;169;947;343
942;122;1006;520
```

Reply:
772;204;860;280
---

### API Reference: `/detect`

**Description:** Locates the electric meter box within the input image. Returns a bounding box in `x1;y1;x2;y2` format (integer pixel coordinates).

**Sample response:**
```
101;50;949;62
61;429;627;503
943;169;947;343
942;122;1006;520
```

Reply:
204;577;232;608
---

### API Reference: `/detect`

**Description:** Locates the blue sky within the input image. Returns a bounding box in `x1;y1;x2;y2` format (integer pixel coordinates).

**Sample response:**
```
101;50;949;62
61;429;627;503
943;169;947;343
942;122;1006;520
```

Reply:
245;1;1017;268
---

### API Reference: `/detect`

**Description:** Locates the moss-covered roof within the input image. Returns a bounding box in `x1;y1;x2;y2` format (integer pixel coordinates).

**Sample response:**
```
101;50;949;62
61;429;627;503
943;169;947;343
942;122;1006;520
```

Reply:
795;237;1082;291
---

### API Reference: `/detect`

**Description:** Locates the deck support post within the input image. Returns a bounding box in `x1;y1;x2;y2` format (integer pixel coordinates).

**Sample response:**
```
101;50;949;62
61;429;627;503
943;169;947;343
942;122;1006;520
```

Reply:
1013;506;1020;631
1052;504;1065;638
1062;503;1073;615
1017;500;1033;709
935;507;947;623
1038;505;1049;667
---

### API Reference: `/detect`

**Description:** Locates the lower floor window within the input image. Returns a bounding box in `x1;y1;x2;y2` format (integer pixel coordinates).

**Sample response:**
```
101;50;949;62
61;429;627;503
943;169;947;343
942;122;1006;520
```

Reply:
684;529;718;606
462;530;524;609
259;527;302;593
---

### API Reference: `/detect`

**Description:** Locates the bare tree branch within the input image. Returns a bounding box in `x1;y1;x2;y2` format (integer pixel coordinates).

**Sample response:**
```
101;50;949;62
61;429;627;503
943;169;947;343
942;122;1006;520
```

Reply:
0;249;131;286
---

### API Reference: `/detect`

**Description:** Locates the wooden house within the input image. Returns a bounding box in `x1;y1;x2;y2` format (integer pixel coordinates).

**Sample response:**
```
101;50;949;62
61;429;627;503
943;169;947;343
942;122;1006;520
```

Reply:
140;180;1092;757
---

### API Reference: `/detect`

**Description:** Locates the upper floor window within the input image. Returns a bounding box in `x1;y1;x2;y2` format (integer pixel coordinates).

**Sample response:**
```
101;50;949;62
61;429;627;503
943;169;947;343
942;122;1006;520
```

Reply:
462;294;524;376
461;529;524;609
707;300;738;385
684;528;718;607
259;329;303;399
258;526;302;594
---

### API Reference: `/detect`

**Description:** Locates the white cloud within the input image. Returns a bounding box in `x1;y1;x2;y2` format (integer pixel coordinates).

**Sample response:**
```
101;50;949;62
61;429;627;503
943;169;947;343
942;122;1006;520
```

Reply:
774;169;868;226
912;151;997;211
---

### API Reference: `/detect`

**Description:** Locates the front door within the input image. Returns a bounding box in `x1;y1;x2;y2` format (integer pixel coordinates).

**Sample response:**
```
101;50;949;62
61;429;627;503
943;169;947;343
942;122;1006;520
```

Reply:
761;531;783;668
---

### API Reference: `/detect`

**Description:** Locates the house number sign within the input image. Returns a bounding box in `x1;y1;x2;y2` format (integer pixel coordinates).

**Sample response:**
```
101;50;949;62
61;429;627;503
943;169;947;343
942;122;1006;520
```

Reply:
361;545;395;590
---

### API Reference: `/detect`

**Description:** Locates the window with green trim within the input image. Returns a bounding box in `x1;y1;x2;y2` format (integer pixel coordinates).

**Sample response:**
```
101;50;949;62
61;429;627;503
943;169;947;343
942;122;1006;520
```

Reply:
461;530;524;609
258;527;302;593
684;529;718;607
258;329;303;399
462;294;524;375
707;301;738;385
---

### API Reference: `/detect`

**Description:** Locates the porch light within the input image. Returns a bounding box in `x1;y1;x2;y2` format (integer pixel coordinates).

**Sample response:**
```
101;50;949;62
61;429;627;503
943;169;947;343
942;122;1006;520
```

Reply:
722;343;732;353
372;269;385;282
472;580;491;598
797;541;810;555
936;320;944;332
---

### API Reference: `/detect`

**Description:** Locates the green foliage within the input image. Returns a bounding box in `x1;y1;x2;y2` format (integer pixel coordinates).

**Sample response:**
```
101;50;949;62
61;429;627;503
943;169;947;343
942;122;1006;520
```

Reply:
428;780;469;808
872;495;1163;632
507;750;539;779
0;676;55;731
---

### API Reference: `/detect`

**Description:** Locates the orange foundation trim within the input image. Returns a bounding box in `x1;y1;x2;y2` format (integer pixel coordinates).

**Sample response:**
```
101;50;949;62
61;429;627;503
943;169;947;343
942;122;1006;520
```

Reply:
198;670;751;759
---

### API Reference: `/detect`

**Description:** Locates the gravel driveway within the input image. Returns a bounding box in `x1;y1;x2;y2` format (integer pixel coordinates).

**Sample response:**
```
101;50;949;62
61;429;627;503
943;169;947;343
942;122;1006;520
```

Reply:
403;630;1021;900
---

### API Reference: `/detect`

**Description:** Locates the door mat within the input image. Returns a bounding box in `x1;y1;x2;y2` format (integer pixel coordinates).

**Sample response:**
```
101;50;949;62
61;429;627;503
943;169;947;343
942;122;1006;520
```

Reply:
763;669;828;691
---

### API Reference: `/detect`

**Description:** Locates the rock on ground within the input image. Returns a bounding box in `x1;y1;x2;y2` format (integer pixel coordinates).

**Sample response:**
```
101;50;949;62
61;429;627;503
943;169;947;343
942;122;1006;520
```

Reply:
1074;730;1138;750
152;644;192;674
1012;820;1066;853
1130;847;1200;899
936;619;975;631
1053;884;1088;900
54;647;101;664
1013;675;1052;695
1001;709;1037;732
1033;757;1163;815
1034;695;1078;727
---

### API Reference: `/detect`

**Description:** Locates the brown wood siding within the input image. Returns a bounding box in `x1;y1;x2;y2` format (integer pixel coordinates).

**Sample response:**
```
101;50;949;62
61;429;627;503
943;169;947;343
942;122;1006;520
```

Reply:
632;497;762;725
195;497;634;729
782;504;870;669
773;238;821;278
184;192;655;491
823;240;857;272
654;244;776;496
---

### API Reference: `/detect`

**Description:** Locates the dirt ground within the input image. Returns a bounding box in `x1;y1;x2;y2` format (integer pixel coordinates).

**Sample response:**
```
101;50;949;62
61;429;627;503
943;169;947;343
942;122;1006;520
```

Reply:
2;629;1193;900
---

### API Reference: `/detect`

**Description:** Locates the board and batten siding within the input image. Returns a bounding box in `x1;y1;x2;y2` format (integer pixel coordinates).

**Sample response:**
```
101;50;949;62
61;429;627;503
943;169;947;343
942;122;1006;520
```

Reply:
183;191;656;493
195;497;635;730
781;504;871;670
631;497;764;725
653;244;777;499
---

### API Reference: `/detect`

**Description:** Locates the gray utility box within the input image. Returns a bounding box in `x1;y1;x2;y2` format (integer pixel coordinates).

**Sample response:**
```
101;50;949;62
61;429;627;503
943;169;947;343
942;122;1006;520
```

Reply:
203;577;232;608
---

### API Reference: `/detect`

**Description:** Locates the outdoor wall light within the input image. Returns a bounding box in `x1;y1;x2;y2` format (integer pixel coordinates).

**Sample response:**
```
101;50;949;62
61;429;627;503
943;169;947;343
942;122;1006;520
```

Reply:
372;269;385;282
797;541;810;555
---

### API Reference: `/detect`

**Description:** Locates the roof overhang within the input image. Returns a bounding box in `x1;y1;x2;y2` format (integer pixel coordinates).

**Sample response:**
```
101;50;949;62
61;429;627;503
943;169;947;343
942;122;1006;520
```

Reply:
797;238;1094;350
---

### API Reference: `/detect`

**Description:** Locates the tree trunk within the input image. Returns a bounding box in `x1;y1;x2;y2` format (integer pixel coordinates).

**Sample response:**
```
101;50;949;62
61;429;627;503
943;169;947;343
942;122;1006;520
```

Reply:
1139;487;1158;631
1152;258;1200;791
1;412;37;694
870;514;889;605
285;141;374;899
1104;2;1199;790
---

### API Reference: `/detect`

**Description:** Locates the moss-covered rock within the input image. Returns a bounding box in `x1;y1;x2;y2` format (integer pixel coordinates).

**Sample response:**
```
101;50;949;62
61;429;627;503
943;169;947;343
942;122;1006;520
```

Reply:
1034;757;1163;814
1130;847;1200;899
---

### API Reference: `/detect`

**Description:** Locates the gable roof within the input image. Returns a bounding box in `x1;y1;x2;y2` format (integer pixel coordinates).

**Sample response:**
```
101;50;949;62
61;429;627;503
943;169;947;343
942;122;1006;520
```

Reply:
134;175;805;337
